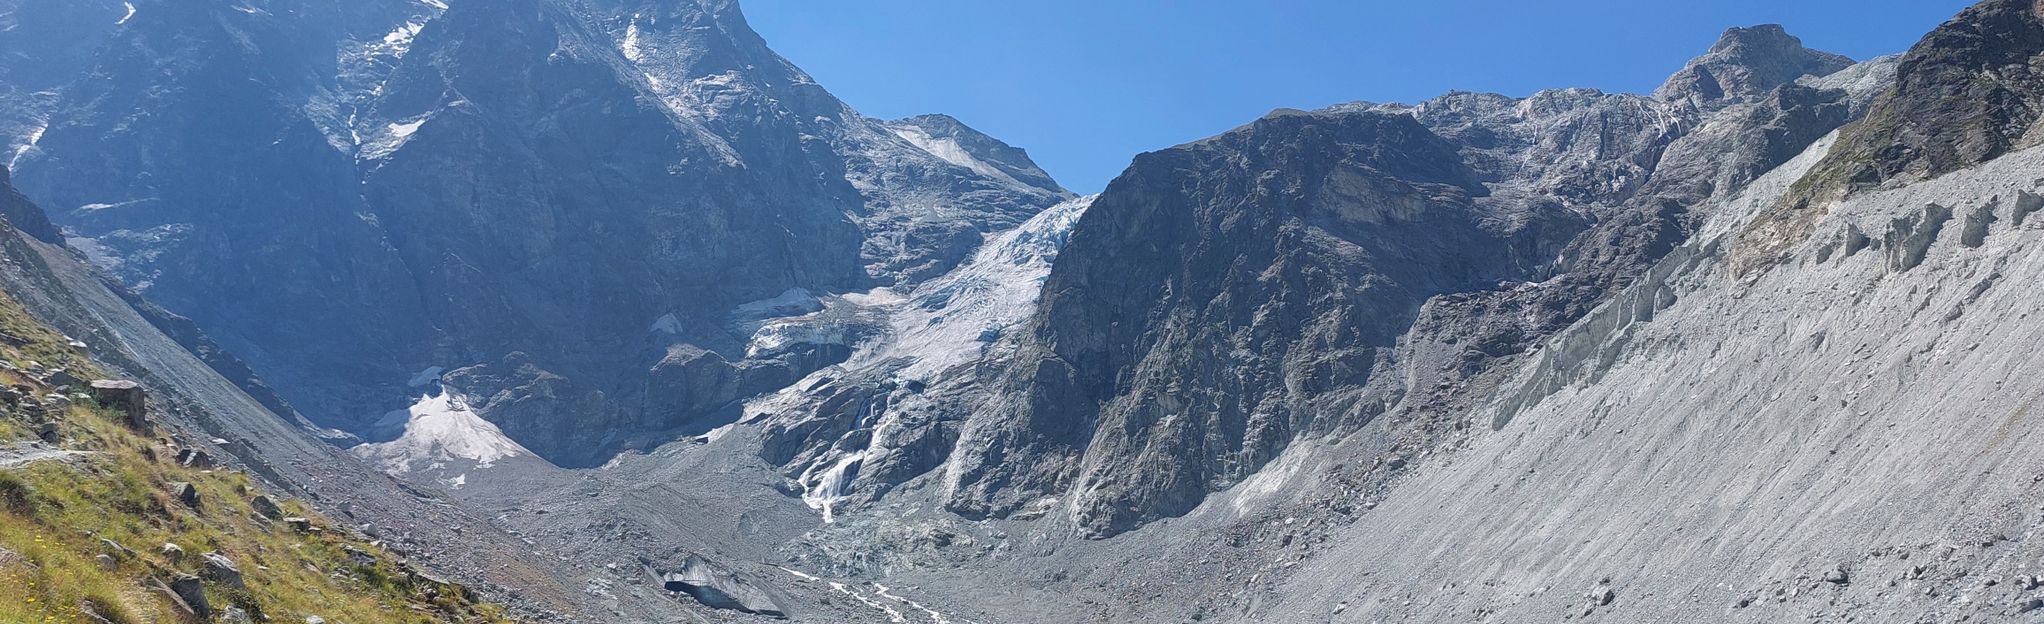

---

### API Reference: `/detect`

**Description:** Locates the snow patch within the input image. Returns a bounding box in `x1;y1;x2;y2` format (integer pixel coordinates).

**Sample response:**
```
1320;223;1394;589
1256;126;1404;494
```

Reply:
352;393;530;474
621;17;645;62
9;123;46;170
889;123;1021;188
649;313;684;334
358;115;430;160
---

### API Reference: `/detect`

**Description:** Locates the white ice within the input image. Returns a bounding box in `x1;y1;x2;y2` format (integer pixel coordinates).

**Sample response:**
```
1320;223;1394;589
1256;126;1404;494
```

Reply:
352;392;530;474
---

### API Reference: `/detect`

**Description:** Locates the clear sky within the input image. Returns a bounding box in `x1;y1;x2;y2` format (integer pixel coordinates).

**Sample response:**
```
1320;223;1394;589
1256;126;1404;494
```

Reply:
745;0;1976;194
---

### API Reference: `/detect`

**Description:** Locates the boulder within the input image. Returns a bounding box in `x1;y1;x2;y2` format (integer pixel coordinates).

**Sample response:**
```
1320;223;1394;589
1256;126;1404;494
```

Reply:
87;380;146;430
283;517;316;533
200;552;244;589
344;545;376;566
175;448;214;469
163;574;210;618
160;542;185;562
168;482;201;508
98;538;136;560
251;495;284;520
34;421;57;443
658;555;788;618
46;368;79;389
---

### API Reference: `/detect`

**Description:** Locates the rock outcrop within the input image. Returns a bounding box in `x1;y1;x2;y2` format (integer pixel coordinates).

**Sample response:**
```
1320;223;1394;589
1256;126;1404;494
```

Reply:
931;26;1880;537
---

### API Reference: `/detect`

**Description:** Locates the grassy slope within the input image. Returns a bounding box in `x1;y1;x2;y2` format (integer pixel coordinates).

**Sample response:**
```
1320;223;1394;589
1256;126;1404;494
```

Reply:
0;282;513;623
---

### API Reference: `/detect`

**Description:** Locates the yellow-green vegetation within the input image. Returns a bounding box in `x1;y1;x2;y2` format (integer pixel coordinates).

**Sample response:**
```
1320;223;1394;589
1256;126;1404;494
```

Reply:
0;287;514;623
1725;98;1897;279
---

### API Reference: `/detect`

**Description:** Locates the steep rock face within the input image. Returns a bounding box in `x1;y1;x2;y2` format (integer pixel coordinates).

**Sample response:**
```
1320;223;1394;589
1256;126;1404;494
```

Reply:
1;0;1067;464
1826;0;2044;186
945;111;1565;532
933;27;1873;537
1737;0;2044;271
0;165;59;243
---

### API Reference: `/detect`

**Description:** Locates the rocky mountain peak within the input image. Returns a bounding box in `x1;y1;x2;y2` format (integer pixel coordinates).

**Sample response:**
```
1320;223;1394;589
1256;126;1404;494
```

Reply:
1655;24;1854;105
884;113;1070;196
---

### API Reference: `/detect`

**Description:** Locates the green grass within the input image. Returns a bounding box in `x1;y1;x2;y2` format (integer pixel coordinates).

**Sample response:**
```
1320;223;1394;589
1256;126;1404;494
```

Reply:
0;286;514;623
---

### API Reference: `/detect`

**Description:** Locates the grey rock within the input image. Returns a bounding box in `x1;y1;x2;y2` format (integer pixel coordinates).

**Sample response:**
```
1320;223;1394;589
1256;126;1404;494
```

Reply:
250;494;284;521
168;481;200;508
45;368;79;389
175;448;214;469
201;552;245;589
166;574;210;618
86;380;145;430
160;542;185;562
221;607;254;624
97;538;135;560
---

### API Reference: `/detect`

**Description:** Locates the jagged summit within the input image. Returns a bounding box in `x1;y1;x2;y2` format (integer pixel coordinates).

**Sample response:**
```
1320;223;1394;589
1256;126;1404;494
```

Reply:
1655;24;1855;105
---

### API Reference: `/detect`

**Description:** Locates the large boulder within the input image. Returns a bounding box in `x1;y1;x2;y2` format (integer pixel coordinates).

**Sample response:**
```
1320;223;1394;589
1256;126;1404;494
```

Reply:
167;482;200;509
162;575;210;618
86;380;146;430
250;494;284;521
200;552;245;589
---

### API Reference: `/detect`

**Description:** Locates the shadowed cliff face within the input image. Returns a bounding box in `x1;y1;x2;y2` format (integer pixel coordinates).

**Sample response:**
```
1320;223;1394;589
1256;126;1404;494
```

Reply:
0;0;1066;466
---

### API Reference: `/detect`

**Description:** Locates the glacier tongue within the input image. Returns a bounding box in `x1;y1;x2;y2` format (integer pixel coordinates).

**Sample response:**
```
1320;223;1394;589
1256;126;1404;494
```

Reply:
752;195;1096;522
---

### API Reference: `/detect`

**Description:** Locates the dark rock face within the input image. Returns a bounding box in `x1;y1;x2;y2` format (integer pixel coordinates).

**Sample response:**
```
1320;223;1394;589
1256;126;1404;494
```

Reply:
1812;0;2044;187
0;166;60;244
1;0;1066;461
1736;0;2044;273
934;27;1872;537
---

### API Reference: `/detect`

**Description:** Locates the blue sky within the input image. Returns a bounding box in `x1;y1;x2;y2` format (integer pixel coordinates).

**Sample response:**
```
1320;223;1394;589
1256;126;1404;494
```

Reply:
745;1;1975;194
